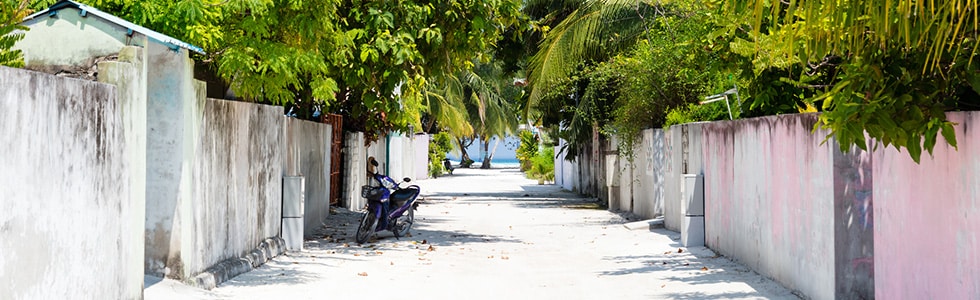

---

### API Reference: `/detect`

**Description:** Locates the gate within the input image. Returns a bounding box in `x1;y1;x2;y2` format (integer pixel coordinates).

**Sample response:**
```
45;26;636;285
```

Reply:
321;113;343;205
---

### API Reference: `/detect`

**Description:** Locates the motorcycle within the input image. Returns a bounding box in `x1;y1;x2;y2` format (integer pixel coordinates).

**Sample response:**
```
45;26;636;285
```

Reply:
355;159;421;243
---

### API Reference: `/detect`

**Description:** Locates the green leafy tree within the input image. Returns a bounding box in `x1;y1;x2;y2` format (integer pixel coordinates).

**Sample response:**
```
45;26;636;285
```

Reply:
0;0;30;67
716;0;980;161
73;0;524;141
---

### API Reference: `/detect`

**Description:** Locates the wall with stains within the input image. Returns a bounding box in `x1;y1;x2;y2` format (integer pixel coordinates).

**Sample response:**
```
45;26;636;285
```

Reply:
630;129;666;219
186;98;284;277
284;118;332;237
873;111;980;299
701;114;837;300
143;41;202;278
0;67;143;299
342;132;368;210
833;145;875;298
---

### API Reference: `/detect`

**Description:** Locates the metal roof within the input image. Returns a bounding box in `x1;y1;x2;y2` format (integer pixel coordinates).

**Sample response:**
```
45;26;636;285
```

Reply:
23;0;205;55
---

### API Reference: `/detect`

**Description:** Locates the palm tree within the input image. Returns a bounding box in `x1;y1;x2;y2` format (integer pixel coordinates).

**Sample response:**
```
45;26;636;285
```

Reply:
423;61;519;168
524;0;662;114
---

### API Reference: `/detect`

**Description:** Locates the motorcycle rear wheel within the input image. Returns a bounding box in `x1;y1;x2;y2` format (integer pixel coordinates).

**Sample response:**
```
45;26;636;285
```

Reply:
392;209;415;237
355;211;377;244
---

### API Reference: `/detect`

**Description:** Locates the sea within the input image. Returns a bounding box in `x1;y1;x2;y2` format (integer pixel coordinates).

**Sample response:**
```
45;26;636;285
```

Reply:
448;158;520;169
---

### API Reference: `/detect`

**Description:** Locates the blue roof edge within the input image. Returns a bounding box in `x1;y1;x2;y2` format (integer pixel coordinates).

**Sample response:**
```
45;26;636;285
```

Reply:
24;0;206;55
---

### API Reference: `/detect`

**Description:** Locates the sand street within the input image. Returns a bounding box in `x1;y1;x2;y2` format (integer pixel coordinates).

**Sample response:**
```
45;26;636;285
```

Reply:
146;168;797;300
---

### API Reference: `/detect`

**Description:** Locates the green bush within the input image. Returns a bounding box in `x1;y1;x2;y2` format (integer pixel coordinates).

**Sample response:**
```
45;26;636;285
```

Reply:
428;132;454;177
525;146;555;183
515;130;539;171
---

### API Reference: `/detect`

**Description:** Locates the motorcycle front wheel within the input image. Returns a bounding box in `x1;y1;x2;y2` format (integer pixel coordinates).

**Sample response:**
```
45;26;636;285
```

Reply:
355;211;377;244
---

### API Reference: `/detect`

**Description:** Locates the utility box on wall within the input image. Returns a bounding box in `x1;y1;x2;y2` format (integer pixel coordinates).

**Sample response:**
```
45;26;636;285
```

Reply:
282;176;305;251
681;173;704;247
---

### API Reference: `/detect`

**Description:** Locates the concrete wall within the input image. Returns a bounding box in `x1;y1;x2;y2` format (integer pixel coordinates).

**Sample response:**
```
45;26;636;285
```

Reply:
873;111;980;299
631;129;665;219
663;127;682;231
342;132;367;210
284;118;332;237
555;139;577;192
701;114;836;300
186;98;284;279
16;6;148;70
0;67;143;299
414;134;430;179
143;41;203;278
386;133;429;181
833;145;875;298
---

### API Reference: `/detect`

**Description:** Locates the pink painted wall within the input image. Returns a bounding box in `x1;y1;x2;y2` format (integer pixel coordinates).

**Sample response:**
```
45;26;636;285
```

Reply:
873;111;980;299
702;114;837;300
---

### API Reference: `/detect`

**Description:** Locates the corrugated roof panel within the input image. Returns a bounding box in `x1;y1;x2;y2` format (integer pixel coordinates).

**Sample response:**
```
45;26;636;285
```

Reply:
23;0;206;55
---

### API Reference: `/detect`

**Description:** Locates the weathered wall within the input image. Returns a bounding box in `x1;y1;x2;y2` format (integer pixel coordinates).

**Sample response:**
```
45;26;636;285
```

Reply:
0;67;143;299
630;129;665;219
414;134;430;179
873;111;980;299
96;46;148;295
16;6;148;70
833;145;875;299
284;118;332;237
342;132;367;210
187;98;284;278
701;114;836;300
143;42;200;277
663;127;683;231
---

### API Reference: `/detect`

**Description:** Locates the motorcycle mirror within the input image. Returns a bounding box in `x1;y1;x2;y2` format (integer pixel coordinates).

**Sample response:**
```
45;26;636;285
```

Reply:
403;177;411;182
371;159;379;167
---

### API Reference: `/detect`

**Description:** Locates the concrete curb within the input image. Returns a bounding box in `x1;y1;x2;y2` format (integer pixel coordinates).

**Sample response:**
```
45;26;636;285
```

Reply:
188;236;286;290
623;217;665;231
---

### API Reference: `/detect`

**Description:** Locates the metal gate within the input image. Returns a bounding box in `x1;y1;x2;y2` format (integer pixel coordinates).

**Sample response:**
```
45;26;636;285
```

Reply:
321;113;343;205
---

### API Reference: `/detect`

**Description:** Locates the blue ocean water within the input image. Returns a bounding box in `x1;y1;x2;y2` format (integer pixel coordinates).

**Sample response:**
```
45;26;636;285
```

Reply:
446;158;521;168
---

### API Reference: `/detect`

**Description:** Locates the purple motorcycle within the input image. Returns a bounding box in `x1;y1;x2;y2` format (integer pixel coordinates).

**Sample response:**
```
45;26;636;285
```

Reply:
355;159;421;243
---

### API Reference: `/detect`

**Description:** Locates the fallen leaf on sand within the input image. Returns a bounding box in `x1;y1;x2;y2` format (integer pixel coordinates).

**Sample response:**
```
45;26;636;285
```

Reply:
664;251;672;255
353;253;360;256
677;248;684;253
501;256;509;260
701;267;709;271
427;245;436;251
488;255;494;259
390;262;394;265
376;251;383;255
661;284;666;288
358;272;368;276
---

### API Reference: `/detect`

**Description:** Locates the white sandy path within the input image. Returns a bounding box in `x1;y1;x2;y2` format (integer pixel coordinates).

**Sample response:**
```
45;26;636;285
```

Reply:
146;168;798;300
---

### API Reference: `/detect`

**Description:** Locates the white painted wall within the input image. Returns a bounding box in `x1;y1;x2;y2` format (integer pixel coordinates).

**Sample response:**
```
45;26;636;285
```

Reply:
0;67;144;299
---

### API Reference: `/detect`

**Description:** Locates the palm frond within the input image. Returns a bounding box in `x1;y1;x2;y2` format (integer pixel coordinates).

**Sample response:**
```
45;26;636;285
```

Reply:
526;0;658;114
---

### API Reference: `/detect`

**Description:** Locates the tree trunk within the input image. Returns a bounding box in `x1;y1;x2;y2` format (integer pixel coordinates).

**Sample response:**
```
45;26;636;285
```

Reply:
480;138;500;169
480;139;491;169
456;137;474;167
